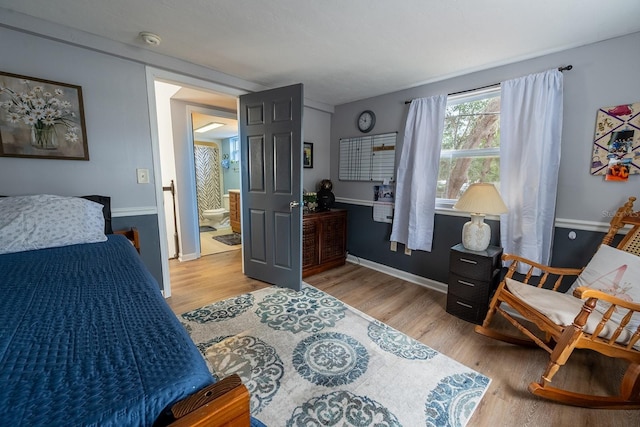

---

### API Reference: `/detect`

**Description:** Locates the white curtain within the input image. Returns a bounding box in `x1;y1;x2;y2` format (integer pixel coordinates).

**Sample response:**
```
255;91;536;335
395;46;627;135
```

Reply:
390;95;447;252
500;69;563;267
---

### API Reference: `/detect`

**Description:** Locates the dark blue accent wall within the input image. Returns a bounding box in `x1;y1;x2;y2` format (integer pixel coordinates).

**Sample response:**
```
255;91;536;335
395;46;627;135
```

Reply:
112;215;163;288
337;202;607;284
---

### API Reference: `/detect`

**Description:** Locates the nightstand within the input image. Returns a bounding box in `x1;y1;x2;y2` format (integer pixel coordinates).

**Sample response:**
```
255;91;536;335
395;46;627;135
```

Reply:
114;227;140;253
446;243;503;324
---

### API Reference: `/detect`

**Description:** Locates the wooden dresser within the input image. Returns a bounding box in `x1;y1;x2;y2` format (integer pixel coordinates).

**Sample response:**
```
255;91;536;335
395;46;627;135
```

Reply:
229;190;241;234
302;209;347;278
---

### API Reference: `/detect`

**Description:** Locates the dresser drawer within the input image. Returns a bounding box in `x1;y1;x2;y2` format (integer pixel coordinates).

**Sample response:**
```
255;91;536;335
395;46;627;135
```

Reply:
449;247;501;281
448;272;494;302
445;294;488;325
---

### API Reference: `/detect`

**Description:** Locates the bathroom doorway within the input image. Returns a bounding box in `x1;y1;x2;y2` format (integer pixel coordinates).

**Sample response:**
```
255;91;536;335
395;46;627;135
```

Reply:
191;112;241;256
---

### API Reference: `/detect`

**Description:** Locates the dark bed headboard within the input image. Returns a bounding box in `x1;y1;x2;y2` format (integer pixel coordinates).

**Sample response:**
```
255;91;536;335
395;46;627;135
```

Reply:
81;195;113;234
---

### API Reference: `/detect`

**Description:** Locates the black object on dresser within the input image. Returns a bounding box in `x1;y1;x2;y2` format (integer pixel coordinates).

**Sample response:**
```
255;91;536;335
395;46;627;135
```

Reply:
446;243;503;324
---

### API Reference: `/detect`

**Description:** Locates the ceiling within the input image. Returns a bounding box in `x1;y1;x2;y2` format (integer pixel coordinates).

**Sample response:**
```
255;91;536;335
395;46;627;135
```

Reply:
2;1;640;106
191;112;238;140
172;88;238;140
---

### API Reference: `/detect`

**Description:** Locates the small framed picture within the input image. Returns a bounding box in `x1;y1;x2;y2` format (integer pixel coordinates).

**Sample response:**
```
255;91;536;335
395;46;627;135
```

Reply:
303;142;313;168
0;71;89;160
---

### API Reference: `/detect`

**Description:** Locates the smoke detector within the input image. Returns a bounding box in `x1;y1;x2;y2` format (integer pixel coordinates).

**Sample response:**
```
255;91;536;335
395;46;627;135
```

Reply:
139;32;161;46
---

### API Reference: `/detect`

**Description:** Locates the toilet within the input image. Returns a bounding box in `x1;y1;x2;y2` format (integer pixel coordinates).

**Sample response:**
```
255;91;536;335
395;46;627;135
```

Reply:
202;194;230;228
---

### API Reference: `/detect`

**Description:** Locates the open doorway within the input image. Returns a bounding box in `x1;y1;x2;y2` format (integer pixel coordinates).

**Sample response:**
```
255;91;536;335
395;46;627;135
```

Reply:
146;67;249;297
191;112;242;256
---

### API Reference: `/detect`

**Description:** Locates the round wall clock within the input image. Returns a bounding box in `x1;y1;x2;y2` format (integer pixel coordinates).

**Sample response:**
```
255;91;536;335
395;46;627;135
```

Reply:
357;110;376;133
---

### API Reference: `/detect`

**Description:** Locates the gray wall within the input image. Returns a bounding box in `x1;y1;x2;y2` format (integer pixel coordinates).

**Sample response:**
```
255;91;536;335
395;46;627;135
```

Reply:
0;26;231;283
0;26;167;281
112;215;163;285
302;106;332;193
332;32;640;221
0;28;156;208
331;32;640;281
2;12;636;287
0;15;334;281
222;137;241;193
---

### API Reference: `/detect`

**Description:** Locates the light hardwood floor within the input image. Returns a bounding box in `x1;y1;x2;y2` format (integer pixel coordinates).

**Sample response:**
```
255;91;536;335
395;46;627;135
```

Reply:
166;252;640;426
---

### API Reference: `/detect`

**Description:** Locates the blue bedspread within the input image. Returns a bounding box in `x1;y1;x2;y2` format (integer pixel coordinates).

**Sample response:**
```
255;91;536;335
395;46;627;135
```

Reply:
0;235;215;426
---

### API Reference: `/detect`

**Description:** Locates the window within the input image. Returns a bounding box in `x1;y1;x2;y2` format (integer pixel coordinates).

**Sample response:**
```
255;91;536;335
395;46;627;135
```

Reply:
229;136;239;162
436;87;501;207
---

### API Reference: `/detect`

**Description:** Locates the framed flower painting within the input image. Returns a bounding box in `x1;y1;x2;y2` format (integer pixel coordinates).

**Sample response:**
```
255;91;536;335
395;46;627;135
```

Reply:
0;71;89;160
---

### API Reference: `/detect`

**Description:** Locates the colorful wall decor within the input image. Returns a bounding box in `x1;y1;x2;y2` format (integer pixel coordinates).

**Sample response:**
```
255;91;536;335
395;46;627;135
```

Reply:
591;102;640;181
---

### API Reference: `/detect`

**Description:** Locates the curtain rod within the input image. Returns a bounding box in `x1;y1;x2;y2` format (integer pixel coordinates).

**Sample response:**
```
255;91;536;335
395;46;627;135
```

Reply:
404;65;573;104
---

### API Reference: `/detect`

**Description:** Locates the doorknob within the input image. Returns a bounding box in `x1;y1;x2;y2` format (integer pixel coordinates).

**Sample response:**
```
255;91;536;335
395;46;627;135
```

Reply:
289;201;300;211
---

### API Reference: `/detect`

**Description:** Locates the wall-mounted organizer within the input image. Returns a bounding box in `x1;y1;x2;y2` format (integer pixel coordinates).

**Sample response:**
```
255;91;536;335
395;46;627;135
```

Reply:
339;132;397;181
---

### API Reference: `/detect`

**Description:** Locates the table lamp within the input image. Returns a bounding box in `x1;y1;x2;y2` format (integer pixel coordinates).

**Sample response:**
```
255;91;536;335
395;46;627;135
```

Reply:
453;183;507;251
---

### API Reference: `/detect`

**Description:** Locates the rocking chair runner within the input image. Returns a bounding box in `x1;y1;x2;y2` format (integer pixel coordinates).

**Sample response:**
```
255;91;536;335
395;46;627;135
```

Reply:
475;196;640;409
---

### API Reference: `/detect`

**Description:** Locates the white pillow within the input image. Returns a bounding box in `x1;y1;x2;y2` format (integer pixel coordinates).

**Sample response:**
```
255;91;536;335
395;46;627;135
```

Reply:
567;244;640;333
0;194;107;255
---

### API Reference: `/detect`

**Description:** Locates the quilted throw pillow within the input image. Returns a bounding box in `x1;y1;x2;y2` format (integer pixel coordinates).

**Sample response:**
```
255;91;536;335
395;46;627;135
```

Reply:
0;194;107;255
568;244;640;332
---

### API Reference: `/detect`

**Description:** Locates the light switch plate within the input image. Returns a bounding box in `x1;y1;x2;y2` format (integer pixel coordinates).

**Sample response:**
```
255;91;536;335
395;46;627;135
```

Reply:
137;168;149;184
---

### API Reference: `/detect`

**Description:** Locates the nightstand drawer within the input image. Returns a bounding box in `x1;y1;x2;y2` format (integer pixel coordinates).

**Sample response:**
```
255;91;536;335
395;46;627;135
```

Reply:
449;245;501;281
445;294;487;325
448;272;493;302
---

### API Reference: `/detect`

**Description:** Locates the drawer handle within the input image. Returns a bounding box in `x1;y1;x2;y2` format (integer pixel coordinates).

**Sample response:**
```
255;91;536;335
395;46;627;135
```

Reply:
457;280;475;287
456;301;473;309
459;258;477;265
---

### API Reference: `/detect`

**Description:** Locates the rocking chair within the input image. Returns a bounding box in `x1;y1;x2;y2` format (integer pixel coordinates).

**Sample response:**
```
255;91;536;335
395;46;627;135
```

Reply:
475;196;640;409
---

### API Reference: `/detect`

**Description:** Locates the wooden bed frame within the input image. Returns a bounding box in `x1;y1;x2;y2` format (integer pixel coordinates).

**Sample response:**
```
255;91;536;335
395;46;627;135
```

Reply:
166;375;250;426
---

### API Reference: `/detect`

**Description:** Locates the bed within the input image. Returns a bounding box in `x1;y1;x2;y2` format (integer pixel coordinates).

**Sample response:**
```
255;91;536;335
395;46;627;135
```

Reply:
0;194;258;426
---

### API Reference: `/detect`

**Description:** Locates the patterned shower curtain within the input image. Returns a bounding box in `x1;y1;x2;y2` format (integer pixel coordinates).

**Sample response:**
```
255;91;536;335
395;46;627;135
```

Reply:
194;143;222;221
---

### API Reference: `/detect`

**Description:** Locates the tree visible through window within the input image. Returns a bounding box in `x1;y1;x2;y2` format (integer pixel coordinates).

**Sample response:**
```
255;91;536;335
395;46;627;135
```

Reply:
437;88;501;203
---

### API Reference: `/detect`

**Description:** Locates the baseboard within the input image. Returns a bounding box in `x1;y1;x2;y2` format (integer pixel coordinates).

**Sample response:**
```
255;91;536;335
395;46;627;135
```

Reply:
346;254;528;323
346;254;448;294
179;252;198;262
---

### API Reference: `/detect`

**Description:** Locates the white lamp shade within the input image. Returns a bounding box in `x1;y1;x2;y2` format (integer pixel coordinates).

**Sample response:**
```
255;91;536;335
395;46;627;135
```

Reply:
453;183;507;251
453;183;507;215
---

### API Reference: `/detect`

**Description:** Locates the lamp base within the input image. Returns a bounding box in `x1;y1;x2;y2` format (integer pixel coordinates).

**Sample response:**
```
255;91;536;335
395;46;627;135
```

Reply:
461;214;491;252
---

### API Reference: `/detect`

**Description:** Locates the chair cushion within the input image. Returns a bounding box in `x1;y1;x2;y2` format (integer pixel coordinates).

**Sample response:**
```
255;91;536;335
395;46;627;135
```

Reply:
505;278;635;345
567;244;640;332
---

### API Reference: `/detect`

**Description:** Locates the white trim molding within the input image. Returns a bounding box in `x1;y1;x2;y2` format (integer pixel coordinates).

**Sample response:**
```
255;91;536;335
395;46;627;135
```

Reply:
179;252;199;262
112;206;158;217
346;254;448;294
336;198;614;233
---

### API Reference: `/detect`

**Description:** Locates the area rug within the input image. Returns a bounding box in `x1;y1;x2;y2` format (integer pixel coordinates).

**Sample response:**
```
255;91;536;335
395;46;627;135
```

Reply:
199;225;216;232
213;232;241;246
180;285;490;427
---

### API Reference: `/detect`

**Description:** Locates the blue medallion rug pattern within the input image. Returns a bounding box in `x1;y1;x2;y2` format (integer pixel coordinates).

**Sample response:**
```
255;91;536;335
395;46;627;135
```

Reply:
181;285;491;426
